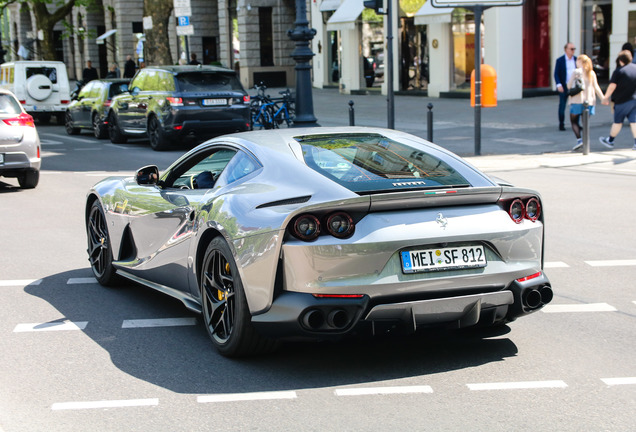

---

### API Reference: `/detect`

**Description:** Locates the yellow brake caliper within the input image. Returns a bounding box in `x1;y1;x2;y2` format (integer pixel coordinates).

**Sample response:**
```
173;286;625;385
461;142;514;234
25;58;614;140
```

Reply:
217;261;231;301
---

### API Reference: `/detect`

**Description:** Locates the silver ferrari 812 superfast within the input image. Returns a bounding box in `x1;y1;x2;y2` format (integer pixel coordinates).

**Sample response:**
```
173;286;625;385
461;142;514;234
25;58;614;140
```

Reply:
86;127;552;357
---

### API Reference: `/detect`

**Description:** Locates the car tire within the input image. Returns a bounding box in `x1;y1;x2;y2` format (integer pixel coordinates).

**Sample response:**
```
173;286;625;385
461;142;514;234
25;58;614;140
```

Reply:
65;111;80;135
87;200;120;286
93;113;107;139
200;237;278;357
108;113;128;144
17;169;39;189
147;116;169;151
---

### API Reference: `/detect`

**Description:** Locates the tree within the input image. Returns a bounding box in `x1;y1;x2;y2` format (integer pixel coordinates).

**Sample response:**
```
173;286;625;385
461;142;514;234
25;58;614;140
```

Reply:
143;0;173;65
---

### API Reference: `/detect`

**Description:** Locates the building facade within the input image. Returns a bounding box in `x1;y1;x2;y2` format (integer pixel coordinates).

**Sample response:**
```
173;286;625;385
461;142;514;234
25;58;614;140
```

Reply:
1;0;635;100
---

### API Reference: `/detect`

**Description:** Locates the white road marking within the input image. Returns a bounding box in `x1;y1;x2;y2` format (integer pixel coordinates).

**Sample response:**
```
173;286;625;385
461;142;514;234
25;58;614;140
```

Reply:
335;386;433;396
197;391;297;403
0;279;42;287
585;259;636;267
51;398;159;410
75;148;100;151
67;277;98;284
542;303;617;313
40;171;64;174
39;139;64;145
494;137;551;146
467;380;567;391
601;377;636;386
544;261;569;268
104;143;130;150
42;135;94;144
122;318;197;328
14;321;88;332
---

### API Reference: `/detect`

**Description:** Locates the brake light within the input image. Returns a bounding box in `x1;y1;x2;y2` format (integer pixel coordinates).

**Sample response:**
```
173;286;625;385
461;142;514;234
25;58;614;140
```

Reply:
103;100;111;107
243;95;250;103
291;212;356;241
3;113;35;127
61;100;69;104
37;146;40;158
292;214;321;241
166;97;184;106
173;125;183;130
312;294;364;298
504;197;542;223
516;271;542;282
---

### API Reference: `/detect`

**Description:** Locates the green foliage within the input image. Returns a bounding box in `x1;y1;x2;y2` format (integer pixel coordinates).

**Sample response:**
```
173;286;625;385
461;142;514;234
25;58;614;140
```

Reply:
401;0;425;15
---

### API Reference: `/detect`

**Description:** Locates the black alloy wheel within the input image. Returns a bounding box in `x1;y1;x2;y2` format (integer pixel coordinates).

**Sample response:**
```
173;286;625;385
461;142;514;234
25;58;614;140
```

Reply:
200;237;277;357
87;201;119;286
93;113;107;139
148;116;168;151
65;111;80;135
108;113;128;144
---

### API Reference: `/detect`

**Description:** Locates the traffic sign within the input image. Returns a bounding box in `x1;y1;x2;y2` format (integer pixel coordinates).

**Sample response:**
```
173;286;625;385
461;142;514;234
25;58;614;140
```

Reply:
177;16;190;26
176;25;194;36
174;0;191;16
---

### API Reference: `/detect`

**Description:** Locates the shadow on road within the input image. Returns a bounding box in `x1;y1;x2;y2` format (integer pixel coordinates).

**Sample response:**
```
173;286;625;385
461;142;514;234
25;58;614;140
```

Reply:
25;269;518;394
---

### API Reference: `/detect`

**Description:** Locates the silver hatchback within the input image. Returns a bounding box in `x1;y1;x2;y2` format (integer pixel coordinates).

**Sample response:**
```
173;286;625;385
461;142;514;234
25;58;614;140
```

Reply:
0;89;41;188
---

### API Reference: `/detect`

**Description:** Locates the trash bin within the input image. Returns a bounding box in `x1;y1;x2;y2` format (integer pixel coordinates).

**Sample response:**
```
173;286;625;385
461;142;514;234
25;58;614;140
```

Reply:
471;64;497;108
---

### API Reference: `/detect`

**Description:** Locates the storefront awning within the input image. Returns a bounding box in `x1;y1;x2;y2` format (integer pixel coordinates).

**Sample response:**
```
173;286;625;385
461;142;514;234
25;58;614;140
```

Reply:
414;1;453;25
320;0;342;12
95;29;117;45
327;0;365;31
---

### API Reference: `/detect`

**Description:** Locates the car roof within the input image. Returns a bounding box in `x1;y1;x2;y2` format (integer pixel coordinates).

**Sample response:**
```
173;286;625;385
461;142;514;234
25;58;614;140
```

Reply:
142;65;237;74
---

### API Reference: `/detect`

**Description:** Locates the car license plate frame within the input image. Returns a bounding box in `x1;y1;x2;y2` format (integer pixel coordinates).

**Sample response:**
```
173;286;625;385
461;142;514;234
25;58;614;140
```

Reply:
202;98;227;106
400;245;487;273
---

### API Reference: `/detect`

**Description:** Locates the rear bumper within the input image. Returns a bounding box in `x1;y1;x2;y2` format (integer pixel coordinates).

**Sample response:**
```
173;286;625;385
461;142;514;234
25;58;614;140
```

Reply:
252;272;552;339
0;152;41;174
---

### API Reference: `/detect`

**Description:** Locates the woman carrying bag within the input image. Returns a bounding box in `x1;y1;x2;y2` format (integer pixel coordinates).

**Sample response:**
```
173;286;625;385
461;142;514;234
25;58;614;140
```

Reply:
568;54;605;151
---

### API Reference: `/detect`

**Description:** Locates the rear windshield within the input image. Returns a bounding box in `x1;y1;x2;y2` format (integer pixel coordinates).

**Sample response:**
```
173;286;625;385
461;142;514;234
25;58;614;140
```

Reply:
176;72;243;92
26;67;58;84
108;82;129;98
0;94;22;115
295;133;470;194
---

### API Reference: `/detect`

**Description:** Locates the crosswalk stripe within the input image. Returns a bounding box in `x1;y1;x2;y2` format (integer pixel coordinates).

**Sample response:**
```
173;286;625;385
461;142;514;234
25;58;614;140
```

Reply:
542;303;617;313
67;277;98;284
13;321;88;332
122;318;197;328
51;398;159;410
585;259;636;267
0;279;42;287
335;386;433;396
601;377;636;386
467;380;567;391
197;391;297;403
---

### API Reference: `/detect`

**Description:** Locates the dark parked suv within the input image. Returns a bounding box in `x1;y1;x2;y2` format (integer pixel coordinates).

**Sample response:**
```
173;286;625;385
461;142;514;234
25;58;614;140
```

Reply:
108;65;251;150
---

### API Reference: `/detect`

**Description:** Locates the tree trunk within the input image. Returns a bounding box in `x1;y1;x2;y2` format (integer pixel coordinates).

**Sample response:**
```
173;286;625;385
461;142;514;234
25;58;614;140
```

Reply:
144;0;173;65
30;0;77;61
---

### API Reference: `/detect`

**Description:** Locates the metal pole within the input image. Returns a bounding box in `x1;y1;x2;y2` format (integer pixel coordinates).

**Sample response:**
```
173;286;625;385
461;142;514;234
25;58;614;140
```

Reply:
582;101;589;155
427;102;433;142
287;0;319;127
387;0;395;129
349;100;355;126
474;6;482;156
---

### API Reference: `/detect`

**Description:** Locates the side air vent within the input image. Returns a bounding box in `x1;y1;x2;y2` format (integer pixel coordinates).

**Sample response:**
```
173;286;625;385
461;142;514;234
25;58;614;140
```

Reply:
256;195;311;209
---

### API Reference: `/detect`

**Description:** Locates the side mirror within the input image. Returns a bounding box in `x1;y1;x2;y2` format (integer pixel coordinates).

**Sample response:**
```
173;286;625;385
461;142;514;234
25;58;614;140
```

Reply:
136;165;159;186
131;87;140;96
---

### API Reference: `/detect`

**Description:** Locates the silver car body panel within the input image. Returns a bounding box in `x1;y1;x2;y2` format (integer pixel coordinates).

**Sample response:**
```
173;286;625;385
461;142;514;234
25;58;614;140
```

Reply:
87;127;549;332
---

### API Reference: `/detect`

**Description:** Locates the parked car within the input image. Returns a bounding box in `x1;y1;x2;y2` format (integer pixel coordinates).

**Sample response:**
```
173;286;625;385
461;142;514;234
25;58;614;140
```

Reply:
0;61;71;124
0;88;41;188
86;127;552;357
65;78;130;139
107;65;251;150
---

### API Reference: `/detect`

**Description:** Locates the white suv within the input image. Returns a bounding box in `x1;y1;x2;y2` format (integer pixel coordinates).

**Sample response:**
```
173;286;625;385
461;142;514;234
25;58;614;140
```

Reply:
0;61;71;124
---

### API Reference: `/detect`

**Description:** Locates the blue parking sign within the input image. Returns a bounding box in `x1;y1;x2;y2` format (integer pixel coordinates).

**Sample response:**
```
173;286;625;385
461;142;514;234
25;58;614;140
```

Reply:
177;16;189;26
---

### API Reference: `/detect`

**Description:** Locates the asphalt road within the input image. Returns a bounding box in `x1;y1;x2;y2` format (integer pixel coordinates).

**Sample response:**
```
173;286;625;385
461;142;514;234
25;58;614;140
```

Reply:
0;125;634;431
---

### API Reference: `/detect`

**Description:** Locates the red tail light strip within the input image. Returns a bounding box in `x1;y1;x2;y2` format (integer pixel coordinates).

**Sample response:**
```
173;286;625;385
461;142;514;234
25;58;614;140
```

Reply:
516;272;542;282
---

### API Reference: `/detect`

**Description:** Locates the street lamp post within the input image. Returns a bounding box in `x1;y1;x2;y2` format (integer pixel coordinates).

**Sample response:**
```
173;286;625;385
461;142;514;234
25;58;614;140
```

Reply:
287;0;319;127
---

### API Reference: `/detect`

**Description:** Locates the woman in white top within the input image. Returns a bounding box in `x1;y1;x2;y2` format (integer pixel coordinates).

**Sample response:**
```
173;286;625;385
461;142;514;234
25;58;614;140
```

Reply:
568;54;605;150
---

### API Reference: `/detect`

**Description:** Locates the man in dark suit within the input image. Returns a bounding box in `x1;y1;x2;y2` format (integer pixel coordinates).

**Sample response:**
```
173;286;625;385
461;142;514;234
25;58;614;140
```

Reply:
82;60;99;83
554;42;577;131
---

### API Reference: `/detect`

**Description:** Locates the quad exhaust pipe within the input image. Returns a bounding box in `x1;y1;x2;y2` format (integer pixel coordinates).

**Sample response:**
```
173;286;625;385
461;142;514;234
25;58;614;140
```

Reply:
302;308;351;331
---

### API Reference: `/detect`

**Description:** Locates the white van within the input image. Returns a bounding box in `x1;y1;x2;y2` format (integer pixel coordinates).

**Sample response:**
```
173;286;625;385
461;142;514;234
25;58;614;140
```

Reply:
0;61;71;124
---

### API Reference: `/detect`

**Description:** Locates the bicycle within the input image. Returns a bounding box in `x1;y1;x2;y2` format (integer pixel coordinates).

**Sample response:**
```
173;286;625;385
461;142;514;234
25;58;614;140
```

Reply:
250;83;295;129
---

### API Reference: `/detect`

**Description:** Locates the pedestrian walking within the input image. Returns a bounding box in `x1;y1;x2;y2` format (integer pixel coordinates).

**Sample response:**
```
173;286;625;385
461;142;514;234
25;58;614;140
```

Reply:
554;42;577;131
82;60;98;82
123;55;136;78
599;50;636;150
568;54;604;151
105;63;120;78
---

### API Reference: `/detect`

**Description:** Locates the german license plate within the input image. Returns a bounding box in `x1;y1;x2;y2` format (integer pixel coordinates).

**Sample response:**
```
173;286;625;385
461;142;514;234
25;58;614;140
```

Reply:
202;98;226;106
401;245;487;273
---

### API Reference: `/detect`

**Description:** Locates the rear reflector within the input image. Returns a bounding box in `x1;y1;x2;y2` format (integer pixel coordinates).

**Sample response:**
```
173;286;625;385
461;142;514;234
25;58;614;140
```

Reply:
516;272;542;282
312;294;364;299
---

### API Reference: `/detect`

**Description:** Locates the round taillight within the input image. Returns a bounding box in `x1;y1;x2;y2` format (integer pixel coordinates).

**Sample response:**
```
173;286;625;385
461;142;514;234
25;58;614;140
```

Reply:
525;198;541;221
509;199;525;223
326;212;355;239
293;214;321;241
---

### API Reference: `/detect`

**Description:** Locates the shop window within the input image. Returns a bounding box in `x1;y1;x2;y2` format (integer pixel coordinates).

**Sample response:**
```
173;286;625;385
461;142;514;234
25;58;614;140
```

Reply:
259;7;274;67
522;0;550;88
581;3;611;83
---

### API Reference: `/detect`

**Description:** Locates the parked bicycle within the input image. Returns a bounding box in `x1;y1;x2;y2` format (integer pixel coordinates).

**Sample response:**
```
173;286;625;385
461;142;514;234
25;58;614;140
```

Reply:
250;83;295;130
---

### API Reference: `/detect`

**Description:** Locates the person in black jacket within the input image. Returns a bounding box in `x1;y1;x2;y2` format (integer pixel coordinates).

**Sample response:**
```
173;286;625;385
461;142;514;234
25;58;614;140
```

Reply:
554;42;577;131
82;60;98;82
123;55;137;78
